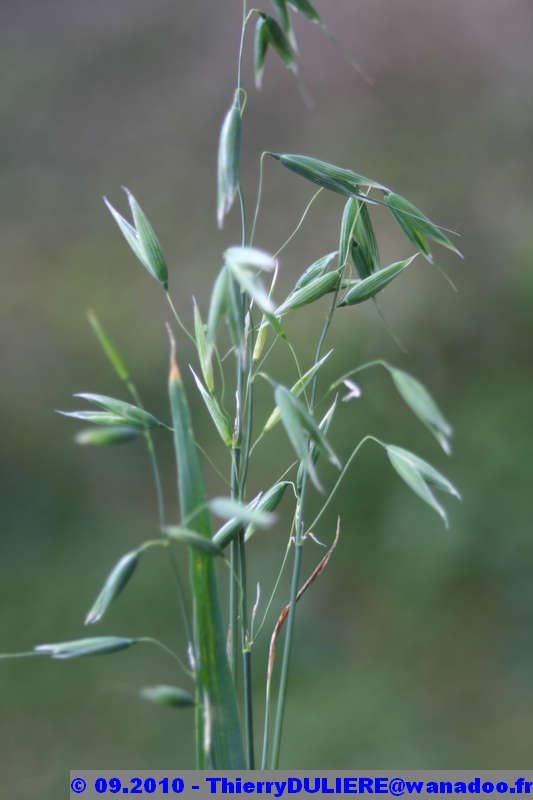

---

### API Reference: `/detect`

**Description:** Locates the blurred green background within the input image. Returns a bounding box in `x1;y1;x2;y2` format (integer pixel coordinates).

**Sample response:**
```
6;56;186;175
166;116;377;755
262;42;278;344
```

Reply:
2;0;533;792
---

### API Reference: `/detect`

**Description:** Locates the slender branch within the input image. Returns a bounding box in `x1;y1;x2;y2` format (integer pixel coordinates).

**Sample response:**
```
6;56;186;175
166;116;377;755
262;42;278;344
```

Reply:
269;202;364;768
306;435;382;534
250;152;267;246
166;292;195;345
273;188;323;258
126;383;193;652
138;637;192;678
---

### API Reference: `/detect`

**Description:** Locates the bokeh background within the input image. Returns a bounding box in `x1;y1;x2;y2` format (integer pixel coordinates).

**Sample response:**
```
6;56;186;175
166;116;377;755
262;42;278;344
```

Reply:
2;0;533;793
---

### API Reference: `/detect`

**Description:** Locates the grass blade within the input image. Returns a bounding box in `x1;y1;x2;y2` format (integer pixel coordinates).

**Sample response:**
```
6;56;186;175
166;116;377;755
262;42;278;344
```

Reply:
87;310;129;382
168;330;244;768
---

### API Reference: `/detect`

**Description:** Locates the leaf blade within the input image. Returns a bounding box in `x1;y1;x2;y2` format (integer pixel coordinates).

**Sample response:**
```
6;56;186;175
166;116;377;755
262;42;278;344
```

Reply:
168;336;244;768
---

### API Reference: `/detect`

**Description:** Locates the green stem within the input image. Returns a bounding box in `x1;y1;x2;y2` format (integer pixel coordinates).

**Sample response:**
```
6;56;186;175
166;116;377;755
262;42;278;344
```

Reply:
260;532;293;769
306;435;382;534
269;206;360;767
269;536;303;768
138;637;192;678
127;383;193;653
238;187;247;246
261;684;271;769
229;538;239;676
239;531;254;768
273;188;323;258
165;292;195;345
239;328;256;768
236;0;248;95
250;152;267;246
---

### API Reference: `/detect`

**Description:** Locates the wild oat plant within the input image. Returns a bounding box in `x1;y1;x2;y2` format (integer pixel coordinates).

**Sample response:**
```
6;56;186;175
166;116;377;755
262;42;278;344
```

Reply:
2;1;462;769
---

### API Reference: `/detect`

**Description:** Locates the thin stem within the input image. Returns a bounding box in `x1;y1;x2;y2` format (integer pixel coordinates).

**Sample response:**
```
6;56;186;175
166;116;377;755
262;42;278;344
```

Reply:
125;381;193;653
239;326;256;768
229;540;239;676
127;382;193;652
261;684;271;769
269;206;360;767
236;0;248;95
273;188;323;258
195;439;232;487
238;187;247;247
138;637;192;678
373;299;407;353
312;359;389;409
329;359;388;392
320;24;374;86
255;529;294;644
0;651;40;660
306;435;382;534
240;531;254;768
269;538;303;768
144;430;165;528
165;292;195;345
250;152;267;246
